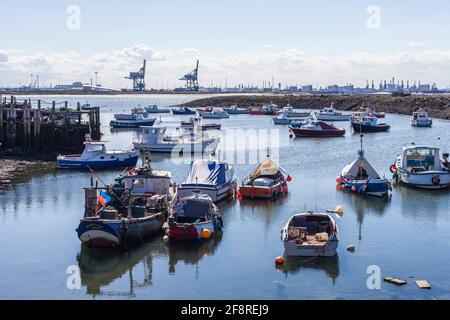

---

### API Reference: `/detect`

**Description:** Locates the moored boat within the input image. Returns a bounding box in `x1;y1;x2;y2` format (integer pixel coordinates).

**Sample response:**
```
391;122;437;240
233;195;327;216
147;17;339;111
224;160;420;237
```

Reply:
276;105;310;118
110;114;156;128
411;109;432;127
391;145;450;189
272;112;292;125
57;136;139;169
199;109;230;119
77;153;176;248
289;120;345;138
167;193;223;241
145;104;170;113
248;103;278;115
223;105;248;114
133;126;219;153
336;135;391;197
351;115;390;133
172;106;196;115
177;159;237;202
281;211;339;257
239;156;290;199
315;104;351;121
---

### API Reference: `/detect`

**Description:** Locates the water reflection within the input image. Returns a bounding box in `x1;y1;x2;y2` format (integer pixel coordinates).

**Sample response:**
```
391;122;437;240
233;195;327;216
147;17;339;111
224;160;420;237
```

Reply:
278;256;340;284
167;232;223;275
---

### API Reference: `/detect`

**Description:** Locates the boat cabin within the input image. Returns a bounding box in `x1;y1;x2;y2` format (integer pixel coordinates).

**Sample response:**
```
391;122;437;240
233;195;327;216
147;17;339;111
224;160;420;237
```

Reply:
82;141;107;155
123;169;173;195
172;195;215;223
399;146;443;173
412;111;429;121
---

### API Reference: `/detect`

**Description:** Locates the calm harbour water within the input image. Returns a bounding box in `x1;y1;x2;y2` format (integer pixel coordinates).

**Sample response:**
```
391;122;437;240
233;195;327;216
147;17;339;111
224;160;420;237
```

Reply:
1;94;450;300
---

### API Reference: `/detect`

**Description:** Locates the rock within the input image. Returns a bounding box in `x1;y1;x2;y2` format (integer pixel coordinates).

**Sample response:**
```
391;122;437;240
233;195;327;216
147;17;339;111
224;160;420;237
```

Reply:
384;277;407;286
415;280;431;289
346;244;355;252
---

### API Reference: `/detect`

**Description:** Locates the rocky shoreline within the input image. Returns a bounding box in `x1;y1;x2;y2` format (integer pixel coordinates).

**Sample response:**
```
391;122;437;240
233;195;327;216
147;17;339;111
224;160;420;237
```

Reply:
177;94;450;120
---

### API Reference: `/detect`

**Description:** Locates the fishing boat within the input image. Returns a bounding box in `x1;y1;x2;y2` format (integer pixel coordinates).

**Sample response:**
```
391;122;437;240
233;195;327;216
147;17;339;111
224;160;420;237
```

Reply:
281;211;339;257
81;103;95;111
197;107;213;113
391;145;450;189
223;105;248;114
177;159;237;202
77;152;176;248
172;106;196;115
336;135;391;197
181;121;222;131
272;112;292;125
248;103;278;115
145;104;170;113
167;193;223;241
411;109;432;127
133;126;219;153
289;119;345;138
110;114;156;128
315;104;351;121
57;136;139;169
239;156;291;199
276;105;310;118
181;116;202;126
351;115;390;133
199;109;230;119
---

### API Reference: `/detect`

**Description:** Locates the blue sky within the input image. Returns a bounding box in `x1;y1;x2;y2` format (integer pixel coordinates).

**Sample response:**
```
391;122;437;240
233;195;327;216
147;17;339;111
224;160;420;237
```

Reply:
1;0;450;88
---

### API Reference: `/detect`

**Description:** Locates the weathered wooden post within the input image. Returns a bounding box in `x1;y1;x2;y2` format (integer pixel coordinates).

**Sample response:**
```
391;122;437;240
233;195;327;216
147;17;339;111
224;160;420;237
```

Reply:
0;103;3;145
33;100;41;150
6;108;16;147
77;102;81;124
51;101;56;150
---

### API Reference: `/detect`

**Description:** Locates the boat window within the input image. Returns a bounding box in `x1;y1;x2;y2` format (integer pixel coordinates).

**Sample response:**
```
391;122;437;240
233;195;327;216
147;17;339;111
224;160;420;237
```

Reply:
100;156;104;159
406;149;436;171
133;179;145;188
111;156;115;159
85;144;103;152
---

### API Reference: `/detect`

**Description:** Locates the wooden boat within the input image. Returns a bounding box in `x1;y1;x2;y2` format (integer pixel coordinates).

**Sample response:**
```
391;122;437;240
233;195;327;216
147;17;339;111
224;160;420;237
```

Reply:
391;145;450;189
77;153;176;248
281;211;339;257
145;104;170;113
57;136;139;169
167;193;223;241
289;120;345;137
177;159;237;202
239;157;290;199
133;126;219;153
411;109;432;127
351;115;390;133
172;106;196;115
315;104;350;121
337;135;391;197
248;103;278;115
223;105;248;114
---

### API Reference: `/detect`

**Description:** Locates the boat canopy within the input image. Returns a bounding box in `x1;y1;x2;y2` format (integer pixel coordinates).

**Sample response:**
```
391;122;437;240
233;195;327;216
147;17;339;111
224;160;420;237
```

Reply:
341;155;380;180
184;160;233;186
249;158;281;179
178;195;213;217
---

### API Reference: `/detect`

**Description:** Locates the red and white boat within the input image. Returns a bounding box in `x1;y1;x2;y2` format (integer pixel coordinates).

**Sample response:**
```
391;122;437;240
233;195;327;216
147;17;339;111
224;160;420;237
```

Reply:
289;120;345;138
247;103;278;115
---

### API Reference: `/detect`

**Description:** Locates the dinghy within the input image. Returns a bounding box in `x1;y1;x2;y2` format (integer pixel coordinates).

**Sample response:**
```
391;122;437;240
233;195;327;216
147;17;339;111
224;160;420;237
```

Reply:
167;193;223;241
281;211;339;257
77;152;176;248
337;135;391;197
57;136;139;169
239;156;290;199
391;145;450;189
177;159;237;202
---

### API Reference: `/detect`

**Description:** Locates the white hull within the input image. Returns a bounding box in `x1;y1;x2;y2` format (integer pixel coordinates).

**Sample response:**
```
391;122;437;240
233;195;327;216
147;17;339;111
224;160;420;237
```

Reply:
316;114;350;121
283;239;338;257
398;170;450;189
133;139;218;153
273;118;291;124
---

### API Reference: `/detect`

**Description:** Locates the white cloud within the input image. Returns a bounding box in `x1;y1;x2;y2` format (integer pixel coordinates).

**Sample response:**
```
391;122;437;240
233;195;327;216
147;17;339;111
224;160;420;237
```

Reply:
1;45;450;88
409;42;425;47
181;48;200;55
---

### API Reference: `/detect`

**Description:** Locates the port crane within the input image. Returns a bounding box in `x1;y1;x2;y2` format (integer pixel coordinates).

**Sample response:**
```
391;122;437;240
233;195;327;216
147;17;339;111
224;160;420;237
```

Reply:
126;60;146;91
180;60;199;91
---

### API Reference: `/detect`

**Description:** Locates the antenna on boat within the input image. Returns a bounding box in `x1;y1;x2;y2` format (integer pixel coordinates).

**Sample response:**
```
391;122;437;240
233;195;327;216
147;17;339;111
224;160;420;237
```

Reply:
266;146;270;158
358;133;364;157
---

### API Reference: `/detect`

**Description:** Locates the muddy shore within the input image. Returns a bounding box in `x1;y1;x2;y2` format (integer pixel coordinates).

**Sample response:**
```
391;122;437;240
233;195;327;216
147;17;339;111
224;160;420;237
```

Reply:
178;94;450;120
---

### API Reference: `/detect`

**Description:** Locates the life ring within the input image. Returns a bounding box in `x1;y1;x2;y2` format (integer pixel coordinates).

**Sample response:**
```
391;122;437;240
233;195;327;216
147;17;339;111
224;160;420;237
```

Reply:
389;164;397;173
432;175;440;186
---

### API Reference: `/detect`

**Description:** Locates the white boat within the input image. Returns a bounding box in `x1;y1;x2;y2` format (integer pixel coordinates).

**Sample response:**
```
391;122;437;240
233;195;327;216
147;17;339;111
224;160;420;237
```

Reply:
133;126;219;153
223;105;248;114
392;145;450;189
315;104;350;121
277;105;310;118
411;109;432;127
281;211;339;257
145;104;171;113
57;136;139;169
177;159;237;202
110;114;157;128
199;109;230;119
272;112;292;125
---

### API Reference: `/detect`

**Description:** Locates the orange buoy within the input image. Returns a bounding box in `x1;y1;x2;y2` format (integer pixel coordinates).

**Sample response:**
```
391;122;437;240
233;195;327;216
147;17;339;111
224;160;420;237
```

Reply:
201;228;212;239
275;256;285;265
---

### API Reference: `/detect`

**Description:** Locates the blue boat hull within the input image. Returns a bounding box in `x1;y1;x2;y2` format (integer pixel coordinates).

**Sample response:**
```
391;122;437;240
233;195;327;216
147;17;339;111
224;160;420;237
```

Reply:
110;119;156;128
57;155;138;169
342;179;390;197
77;212;167;248
172;109;196;115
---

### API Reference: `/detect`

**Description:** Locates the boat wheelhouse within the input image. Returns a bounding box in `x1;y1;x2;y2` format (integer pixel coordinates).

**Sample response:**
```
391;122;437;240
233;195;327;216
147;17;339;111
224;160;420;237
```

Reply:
281;212;339;257
145;104;170;113
315;104;350;121
392;145;450;189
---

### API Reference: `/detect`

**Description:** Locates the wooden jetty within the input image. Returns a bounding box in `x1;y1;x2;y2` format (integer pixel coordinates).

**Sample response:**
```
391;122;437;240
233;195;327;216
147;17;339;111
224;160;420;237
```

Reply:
0;95;101;153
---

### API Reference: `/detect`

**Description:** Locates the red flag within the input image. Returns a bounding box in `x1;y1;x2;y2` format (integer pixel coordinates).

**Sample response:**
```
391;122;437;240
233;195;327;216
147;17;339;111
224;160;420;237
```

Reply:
287;175;292;182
